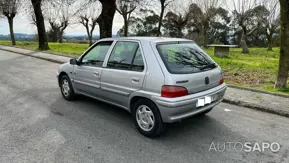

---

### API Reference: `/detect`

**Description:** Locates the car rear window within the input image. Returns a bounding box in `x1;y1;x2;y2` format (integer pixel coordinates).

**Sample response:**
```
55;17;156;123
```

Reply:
156;43;216;74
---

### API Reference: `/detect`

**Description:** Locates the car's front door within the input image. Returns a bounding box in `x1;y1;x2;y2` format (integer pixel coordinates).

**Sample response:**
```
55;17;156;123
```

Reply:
73;41;113;97
100;41;146;108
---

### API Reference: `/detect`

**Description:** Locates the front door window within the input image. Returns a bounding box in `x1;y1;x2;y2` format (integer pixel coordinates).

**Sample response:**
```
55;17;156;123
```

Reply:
81;41;113;67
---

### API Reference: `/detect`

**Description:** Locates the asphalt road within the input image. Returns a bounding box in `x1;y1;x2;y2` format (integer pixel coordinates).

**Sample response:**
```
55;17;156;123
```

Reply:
0;50;289;163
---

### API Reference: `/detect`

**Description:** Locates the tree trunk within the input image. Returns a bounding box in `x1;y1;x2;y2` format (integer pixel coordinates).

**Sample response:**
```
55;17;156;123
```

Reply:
177;29;183;38
123;16;128;37
240;26;249;53
88;35;93;46
52;31;58;42
31;0;49;50
203;25;208;48
275;0;289;89
197;31;201;45
83;24;93;46
58;36;63;43
267;32;273;51
52;28;58;42
8;17;16;46
58;30;64;43
49;23;58;42
58;25;68;43
157;3;165;37
97;0;116;39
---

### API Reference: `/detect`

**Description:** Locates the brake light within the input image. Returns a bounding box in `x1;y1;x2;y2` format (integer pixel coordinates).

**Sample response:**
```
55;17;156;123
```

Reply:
219;76;224;85
161;85;188;98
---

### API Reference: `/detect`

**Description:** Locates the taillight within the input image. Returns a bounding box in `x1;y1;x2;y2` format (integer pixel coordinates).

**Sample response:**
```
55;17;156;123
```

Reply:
161;85;188;98
219;76;224;85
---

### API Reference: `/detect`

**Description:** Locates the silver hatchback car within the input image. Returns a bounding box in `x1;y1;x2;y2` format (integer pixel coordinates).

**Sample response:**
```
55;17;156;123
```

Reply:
57;37;227;137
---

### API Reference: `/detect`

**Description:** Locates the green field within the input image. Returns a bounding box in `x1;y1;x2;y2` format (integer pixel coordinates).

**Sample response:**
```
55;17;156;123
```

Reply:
203;48;289;94
1;40;288;95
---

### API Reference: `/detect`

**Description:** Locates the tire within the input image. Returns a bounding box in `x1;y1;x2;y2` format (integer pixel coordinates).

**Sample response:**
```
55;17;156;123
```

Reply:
199;108;213;115
60;75;76;101
132;99;165;138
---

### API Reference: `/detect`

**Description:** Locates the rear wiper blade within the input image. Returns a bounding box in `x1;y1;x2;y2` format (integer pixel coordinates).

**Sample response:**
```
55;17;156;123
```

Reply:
200;63;217;70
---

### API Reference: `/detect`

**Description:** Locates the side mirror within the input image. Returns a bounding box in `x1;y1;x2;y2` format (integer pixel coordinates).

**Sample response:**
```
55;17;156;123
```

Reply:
70;58;79;65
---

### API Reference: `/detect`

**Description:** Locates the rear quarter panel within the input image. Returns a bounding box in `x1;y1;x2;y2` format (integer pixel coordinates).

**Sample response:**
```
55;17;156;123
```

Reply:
128;40;165;110
141;40;165;95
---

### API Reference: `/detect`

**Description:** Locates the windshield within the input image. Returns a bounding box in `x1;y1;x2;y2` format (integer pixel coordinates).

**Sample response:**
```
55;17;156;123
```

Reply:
156;43;216;74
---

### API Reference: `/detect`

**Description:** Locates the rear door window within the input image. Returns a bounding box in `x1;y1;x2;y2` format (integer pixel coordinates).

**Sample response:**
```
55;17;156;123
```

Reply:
131;48;145;71
107;41;144;72
156;43;216;74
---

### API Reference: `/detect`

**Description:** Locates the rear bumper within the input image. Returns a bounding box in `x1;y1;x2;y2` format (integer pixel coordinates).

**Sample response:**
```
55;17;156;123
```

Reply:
151;84;227;123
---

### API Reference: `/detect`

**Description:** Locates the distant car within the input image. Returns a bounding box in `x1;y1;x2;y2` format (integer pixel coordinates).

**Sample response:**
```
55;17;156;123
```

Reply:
57;37;227;138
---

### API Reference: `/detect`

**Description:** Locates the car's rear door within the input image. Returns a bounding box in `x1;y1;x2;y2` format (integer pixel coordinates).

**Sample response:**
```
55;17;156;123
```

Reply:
73;41;113;97
100;41;146;108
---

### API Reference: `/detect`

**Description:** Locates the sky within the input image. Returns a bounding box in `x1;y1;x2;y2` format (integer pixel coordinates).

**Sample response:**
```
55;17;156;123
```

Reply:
0;0;260;36
0;13;124;36
0;0;186;36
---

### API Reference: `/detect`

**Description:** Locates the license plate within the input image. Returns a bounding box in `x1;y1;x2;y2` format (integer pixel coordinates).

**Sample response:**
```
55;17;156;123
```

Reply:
196;96;212;107
205;96;212;104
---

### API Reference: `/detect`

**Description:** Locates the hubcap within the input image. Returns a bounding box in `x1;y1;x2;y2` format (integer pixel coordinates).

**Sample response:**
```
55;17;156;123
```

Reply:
62;79;70;97
136;105;155;132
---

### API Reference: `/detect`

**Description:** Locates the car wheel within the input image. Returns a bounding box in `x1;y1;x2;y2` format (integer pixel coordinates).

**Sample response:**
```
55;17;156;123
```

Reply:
199;108;213;115
132;99;164;138
60;75;76;101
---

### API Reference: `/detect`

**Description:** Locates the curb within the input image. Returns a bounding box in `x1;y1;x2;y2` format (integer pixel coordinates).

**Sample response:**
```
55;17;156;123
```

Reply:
222;98;289;118
38;50;78;59
0;44;78;58
227;84;289;99
0;47;68;64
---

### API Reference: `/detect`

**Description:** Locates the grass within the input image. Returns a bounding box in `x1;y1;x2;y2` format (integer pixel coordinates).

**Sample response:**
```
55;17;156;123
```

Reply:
1;40;289;95
204;48;289;95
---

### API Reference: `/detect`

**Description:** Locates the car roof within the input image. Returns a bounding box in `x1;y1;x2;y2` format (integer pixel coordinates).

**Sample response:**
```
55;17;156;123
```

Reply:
100;37;194;43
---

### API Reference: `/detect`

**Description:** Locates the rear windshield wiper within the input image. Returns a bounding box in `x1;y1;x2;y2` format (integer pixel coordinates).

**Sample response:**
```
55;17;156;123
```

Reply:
200;63;217;70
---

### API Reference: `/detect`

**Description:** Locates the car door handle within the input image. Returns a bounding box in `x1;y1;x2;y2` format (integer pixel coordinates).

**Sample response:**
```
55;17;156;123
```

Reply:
93;72;100;76
131;77;140;82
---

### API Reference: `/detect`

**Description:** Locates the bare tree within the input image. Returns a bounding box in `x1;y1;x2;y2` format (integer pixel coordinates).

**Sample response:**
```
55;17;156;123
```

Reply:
43;1;62;42
275;0;289;88
230;0;261;53
31;0;49;50
163;12;191;38
262;0;280;51
44;0;85;43
156;0;172;36
79;0;101;45
0;0;22;45
189;0;224;47
163;1;192;38
116;0;138;37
